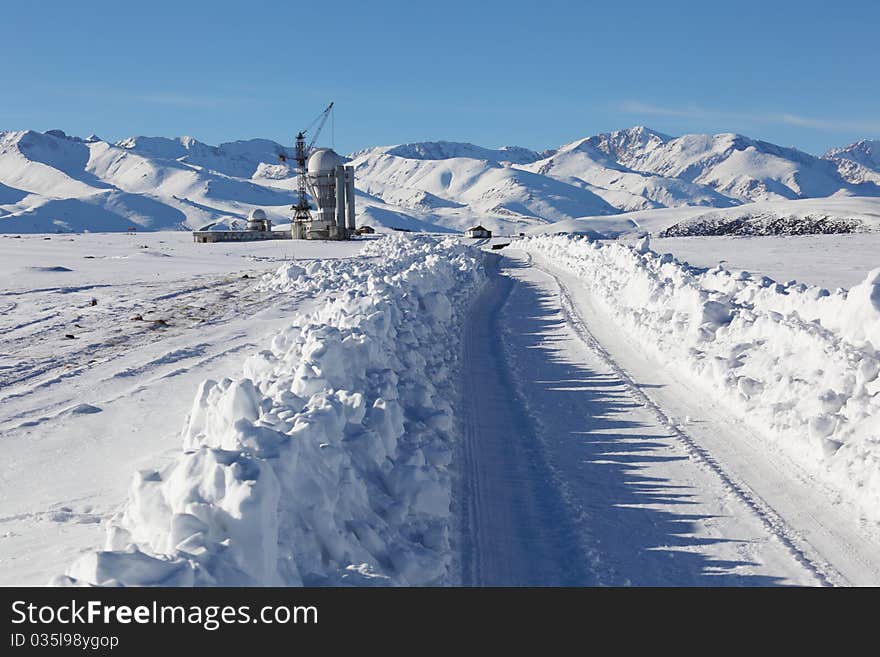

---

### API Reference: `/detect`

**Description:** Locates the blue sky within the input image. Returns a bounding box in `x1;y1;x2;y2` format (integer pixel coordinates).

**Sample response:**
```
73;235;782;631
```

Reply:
2;0;878;155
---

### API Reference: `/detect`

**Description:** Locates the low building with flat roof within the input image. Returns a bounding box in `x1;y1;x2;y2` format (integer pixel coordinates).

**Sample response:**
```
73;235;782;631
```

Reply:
465;225;492;238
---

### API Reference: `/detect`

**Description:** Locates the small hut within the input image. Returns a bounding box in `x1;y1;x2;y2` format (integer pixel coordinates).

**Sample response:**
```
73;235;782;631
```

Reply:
465;225;492;238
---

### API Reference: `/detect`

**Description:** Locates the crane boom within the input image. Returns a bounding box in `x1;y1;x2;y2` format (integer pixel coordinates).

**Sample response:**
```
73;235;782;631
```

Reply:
306;102;334;154
291;101;334;228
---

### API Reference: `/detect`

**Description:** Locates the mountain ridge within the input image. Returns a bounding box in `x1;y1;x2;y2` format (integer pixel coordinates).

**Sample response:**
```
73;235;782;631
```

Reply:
1;126;879;234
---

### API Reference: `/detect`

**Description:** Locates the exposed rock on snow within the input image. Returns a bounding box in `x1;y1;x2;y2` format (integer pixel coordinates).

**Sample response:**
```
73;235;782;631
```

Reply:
532;196;880;239
658;211;866;236
54;236;485;587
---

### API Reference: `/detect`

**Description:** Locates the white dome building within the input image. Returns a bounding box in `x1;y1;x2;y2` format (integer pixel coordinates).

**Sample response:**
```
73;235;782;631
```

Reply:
246;208;271;232
307;148;342;176
290;144;356;241
304;148;344;239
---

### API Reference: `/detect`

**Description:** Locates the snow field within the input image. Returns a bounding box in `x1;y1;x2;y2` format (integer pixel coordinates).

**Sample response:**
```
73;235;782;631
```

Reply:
651;233;880;291
521;235;880;523
55;235;486;586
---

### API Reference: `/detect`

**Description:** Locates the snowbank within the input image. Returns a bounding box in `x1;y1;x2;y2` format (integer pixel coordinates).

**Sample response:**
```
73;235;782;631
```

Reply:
56;235;485;586
521;235;880;522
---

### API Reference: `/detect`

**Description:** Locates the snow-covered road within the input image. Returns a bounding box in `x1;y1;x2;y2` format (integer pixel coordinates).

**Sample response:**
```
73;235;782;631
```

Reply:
458;249;880;586
4;233;880;587
459;260;591;585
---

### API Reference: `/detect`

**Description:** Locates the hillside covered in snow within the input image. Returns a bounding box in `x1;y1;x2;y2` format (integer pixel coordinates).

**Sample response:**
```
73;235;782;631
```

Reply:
531;196;880;238
1;127;880;236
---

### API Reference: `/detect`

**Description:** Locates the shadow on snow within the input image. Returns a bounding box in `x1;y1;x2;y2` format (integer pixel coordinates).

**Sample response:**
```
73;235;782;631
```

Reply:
459;254;788;586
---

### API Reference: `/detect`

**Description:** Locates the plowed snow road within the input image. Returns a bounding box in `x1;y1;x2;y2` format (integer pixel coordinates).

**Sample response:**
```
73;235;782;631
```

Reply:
458;250;880;586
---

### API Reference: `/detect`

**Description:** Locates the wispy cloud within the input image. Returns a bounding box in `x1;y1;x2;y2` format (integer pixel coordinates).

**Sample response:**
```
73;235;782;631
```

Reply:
20;83;261;111
136;93;248;108
616;101;719;120
615;101;880;135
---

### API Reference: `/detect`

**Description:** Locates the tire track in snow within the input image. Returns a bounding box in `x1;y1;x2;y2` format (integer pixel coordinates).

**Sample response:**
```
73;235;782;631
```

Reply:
0;273;291;409
0;271;310;434
535;252;843;586
458;258;593;586
5;339;258;432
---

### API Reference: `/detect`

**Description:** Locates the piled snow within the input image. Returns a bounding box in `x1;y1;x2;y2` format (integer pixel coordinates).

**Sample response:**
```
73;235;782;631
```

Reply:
55;235;485;586
521;234;880;522
652;233;880;291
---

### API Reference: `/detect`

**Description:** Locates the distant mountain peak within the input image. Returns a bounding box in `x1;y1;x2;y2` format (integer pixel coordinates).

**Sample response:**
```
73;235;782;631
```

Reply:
585;126;671;161
372;140;542;165
615;125;672;140
825;139;880;171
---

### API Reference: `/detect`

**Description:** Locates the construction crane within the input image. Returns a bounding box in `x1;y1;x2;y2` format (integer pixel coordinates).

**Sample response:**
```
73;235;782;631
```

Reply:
282;102;334;226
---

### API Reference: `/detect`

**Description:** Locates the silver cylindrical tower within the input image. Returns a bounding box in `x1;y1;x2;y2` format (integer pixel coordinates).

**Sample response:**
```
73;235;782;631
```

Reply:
345;166;356;232
335;164;346;237
306;148;342;237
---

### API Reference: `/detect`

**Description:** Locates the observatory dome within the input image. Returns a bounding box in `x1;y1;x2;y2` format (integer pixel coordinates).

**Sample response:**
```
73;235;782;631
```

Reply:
246;207;270;231
307;148;342;175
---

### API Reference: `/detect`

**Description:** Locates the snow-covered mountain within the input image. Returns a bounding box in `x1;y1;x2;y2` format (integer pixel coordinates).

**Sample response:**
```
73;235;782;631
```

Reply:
350;129;880;230
115;135;295;179
822;139;880;187
826;139;880;171
347;143;617;232
0;130;300;233
374;141;543;165
519;131;738;212
577;128;880;202
1;127;879;234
